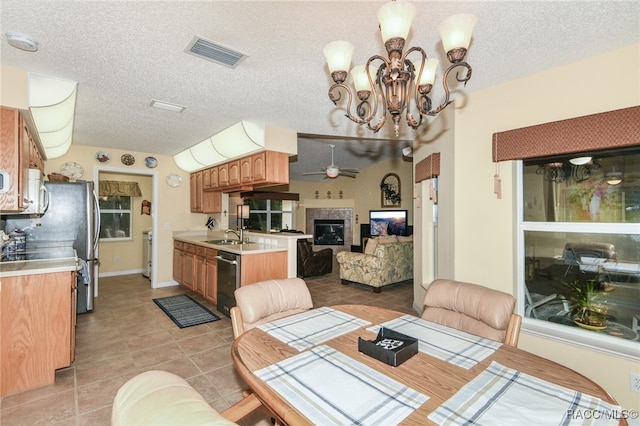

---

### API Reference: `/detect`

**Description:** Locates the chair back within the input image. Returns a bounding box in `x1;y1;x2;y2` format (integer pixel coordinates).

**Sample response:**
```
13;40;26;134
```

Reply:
231;277;313;338
422;279;521;347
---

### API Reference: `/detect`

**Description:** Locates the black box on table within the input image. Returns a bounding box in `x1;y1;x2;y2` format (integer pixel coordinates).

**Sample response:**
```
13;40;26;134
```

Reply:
358;327;418;367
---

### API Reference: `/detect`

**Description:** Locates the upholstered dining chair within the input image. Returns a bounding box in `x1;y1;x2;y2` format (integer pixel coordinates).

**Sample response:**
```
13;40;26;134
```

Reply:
228;277;313;426
421;279;522;347
230;277;314;338
112;370;253;425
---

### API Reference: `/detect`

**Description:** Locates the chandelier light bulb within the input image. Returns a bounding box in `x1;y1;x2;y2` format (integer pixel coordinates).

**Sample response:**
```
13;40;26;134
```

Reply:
377;0;417;42
323;40;354;75
351;64;375;93
415;58;439;86
438;13;477;55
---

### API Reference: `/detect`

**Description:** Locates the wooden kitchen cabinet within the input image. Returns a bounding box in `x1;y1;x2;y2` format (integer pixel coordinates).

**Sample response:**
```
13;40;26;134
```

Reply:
218;163;229;187
181;243;196;290
191;171;222;213
203;166;219;191
0;107;30;212
173;240;184;283
204;248;218;304
194;246;207;295
0;271;76;397
227;160;240;186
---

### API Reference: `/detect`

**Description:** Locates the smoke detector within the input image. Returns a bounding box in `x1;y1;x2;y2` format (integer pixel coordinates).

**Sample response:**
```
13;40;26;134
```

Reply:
5;32;39;52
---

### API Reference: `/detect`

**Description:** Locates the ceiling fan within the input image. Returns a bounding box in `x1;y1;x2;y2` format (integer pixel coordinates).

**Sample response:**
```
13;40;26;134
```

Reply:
302;144;360;178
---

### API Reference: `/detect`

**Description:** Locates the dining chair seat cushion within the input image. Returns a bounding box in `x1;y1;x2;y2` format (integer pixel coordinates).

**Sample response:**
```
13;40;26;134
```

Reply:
421;279;516;343
235;277;313;330
112;370;237;426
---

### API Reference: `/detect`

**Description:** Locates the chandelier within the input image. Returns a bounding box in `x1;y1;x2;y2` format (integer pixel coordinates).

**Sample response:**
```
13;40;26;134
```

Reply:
323;0;477;137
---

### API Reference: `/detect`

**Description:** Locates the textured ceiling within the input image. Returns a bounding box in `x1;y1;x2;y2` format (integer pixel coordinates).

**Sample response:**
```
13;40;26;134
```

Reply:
1;1;638;181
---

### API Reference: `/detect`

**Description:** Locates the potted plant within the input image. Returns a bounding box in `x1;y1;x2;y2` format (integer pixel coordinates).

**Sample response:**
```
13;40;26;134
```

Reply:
559;275;609;330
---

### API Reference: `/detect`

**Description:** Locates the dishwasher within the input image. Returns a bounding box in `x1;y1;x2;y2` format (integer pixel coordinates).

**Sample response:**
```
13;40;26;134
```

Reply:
216;250;241;318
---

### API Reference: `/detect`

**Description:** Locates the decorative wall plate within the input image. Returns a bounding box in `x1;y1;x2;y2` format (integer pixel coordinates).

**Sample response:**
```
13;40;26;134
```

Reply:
60;162;83;180
96;151;111;163
121;154;135;165
145;156;158;168
166;173;182;187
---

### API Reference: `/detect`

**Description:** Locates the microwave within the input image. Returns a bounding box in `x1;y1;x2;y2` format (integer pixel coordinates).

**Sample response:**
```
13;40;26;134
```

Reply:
21;169;49;214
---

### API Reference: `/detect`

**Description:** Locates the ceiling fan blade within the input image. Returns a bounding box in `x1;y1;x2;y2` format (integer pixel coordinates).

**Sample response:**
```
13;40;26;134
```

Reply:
302;171;328;176
340;171;357;178
340;168;360;173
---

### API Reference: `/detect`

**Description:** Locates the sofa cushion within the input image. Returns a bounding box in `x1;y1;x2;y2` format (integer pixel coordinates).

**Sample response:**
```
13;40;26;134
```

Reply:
364;238;378;254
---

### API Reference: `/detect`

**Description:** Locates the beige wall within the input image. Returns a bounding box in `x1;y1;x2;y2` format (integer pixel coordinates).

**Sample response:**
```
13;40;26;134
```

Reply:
44;144;213;287
289;157;413;244
430;43;639;408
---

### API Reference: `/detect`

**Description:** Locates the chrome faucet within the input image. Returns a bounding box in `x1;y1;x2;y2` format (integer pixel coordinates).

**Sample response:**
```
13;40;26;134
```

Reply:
225;228;242;242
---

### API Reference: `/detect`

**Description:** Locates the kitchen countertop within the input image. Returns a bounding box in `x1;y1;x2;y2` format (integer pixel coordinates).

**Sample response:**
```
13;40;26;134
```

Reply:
174;235;289;255
0;256;79;278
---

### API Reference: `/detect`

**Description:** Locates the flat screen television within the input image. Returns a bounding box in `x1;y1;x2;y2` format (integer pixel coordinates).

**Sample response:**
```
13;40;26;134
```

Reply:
369;210;408;236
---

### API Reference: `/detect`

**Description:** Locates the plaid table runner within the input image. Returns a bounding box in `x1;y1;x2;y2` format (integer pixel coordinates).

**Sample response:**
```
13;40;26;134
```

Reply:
257;307;370;351
428;361;623;425
255;345;429;425
370;315;501;369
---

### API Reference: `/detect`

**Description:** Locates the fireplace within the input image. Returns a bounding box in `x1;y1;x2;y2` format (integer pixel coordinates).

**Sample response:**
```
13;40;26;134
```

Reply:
305;207;353;254
314;219;345;246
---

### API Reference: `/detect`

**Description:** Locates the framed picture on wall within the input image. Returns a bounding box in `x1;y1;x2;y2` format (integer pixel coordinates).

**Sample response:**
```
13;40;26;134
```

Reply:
380;173;401;208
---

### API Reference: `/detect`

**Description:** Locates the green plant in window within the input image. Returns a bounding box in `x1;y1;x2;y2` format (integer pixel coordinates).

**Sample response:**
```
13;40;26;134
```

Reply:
559;274;609;329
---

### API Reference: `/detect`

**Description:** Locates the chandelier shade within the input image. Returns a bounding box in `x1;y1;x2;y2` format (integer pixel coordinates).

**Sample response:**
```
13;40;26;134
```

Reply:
325;0;476;136
438;13;478;53
377;0;416;42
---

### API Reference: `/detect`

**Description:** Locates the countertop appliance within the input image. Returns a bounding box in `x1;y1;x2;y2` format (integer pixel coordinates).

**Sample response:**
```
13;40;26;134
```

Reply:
142;229;152;279
216;250;241;318
5;181;100;314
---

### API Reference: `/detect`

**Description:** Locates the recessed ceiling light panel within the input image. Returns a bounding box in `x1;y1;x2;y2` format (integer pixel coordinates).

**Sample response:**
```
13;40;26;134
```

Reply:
150;100;186;113
5;31;39;52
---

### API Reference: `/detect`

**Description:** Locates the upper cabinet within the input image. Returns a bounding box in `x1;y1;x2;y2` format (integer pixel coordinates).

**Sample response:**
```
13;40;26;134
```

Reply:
0;107;44;212
197;150;289;195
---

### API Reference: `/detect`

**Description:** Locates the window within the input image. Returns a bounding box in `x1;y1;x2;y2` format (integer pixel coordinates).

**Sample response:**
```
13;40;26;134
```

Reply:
245;199;293;232
519;148;639;357
98;196;133;240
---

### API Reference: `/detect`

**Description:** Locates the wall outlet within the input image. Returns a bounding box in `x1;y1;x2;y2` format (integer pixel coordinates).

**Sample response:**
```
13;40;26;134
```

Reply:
114;256;120;264
631;372;640;394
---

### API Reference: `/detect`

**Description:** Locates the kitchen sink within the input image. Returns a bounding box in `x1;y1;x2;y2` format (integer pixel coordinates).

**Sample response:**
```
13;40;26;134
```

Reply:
205;239;242;245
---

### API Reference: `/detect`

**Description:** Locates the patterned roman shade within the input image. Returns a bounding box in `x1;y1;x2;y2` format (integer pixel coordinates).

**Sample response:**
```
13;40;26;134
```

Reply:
492;106;640;162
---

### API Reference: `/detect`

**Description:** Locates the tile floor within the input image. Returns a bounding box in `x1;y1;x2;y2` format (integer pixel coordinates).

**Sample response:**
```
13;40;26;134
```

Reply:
0;260;415;425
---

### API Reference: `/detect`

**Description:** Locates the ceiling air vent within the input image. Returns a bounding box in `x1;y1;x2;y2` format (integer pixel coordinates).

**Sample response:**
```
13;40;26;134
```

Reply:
184;36;248;69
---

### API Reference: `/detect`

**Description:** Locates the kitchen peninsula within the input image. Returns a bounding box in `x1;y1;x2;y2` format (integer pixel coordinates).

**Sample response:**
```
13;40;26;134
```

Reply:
172;230;311;315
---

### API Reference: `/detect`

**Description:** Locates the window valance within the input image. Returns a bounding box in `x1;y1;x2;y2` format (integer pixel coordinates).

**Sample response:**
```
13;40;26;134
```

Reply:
492;106;640;162
99;181;142;197
415;153;440;183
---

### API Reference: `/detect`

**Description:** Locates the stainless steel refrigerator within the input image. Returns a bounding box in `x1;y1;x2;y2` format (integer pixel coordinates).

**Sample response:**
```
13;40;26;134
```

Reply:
6;181;100;313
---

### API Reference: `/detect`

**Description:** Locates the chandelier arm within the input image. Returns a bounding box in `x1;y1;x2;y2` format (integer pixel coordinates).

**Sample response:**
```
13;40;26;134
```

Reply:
402;46;427;129
418;61;473;116
328;82;370;125
364;56;389;127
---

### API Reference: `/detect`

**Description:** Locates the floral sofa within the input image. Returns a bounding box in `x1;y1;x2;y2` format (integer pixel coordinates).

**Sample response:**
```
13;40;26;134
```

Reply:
336;236;413;292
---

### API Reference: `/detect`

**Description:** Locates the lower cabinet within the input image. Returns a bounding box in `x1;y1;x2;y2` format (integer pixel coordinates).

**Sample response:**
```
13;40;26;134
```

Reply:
0;271;76;397
173;241;218;304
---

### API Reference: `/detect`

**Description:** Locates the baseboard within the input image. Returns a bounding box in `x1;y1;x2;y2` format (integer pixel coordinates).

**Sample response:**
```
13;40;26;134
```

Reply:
153;280;179;289
99;268;144;278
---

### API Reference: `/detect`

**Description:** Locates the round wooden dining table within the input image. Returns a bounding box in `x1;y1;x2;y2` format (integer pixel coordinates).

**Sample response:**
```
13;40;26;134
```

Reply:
230;304;623;426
